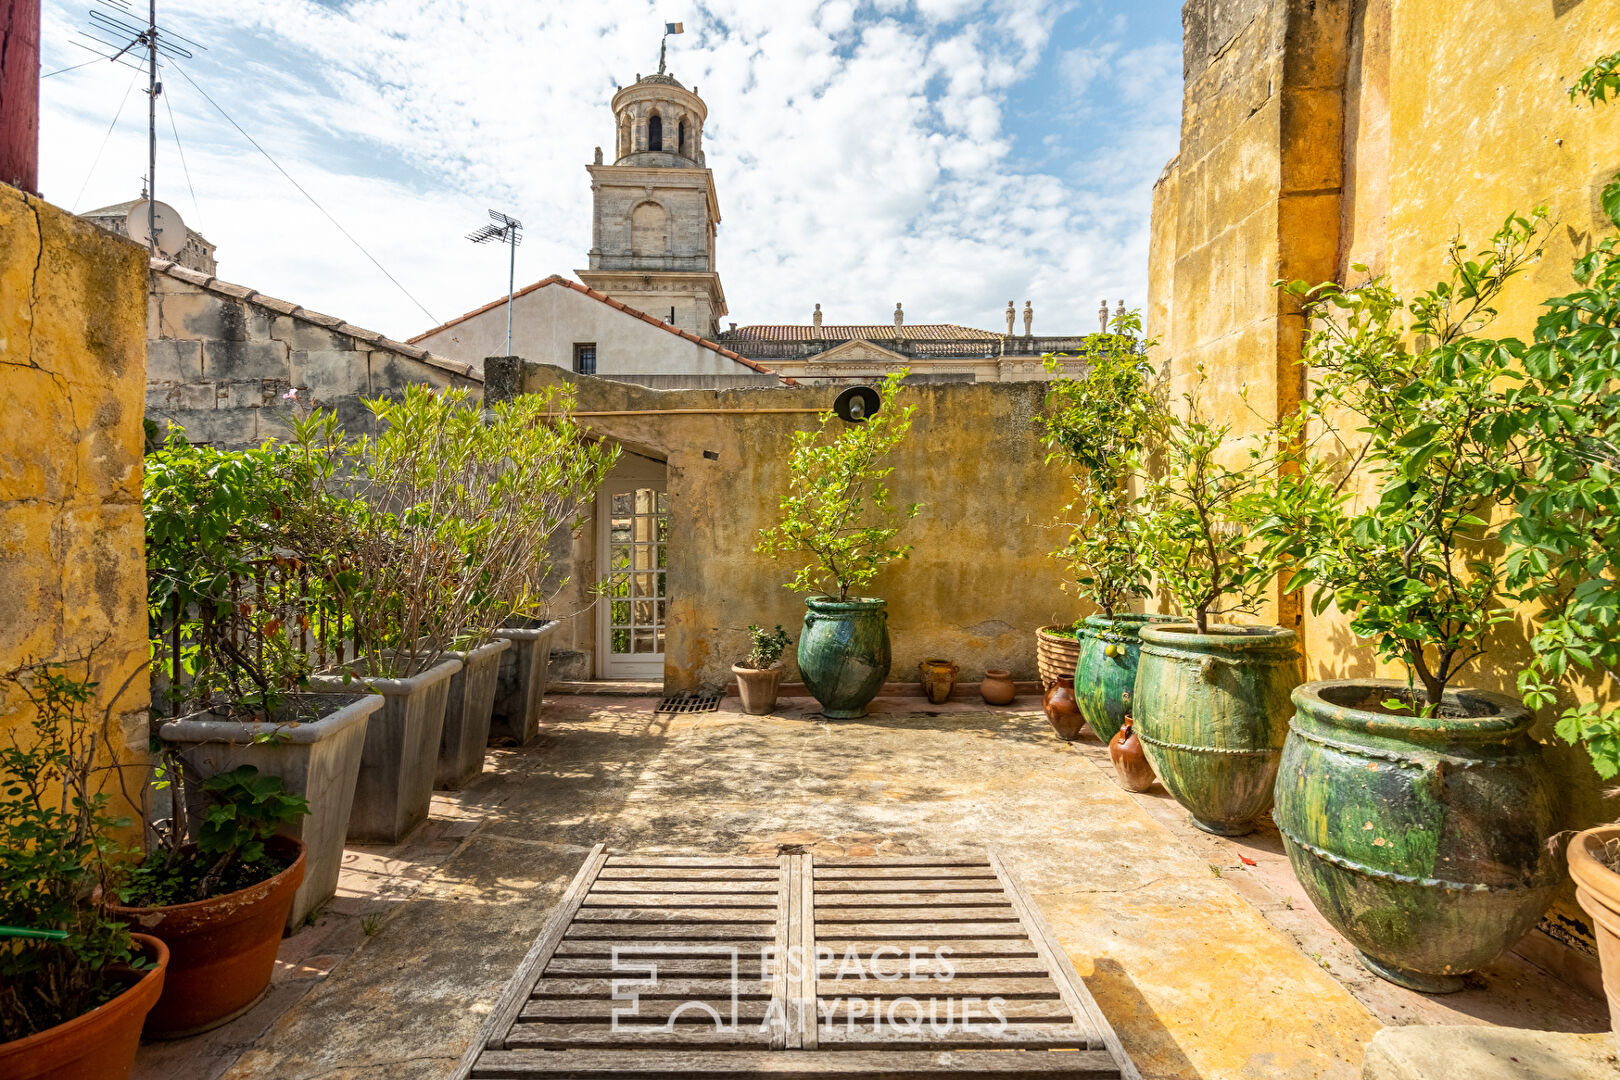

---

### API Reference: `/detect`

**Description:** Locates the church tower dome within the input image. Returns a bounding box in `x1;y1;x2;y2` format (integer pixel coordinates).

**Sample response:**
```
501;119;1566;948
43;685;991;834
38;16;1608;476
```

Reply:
611;74;707;167
578;70;725;338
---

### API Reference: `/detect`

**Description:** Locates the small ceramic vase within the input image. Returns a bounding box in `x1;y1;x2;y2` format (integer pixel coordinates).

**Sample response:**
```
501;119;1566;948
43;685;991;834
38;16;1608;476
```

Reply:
980;669;1016;706
1042;675;1084;740
1109;719;1156;792
918;659;958;704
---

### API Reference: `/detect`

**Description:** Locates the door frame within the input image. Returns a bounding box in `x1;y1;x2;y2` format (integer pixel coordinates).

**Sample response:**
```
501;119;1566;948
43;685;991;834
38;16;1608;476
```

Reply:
595;477;668;680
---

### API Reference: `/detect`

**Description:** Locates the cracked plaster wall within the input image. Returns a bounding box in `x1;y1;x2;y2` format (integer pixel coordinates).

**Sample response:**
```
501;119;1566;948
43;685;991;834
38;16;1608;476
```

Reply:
0;182;150;821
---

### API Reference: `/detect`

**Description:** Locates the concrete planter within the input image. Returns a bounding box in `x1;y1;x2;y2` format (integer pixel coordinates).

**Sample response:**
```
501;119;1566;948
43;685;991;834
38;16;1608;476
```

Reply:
157;693;383;929
436;638;511;790
1275;679;1560;993
491;621;559;746
306;657;461;844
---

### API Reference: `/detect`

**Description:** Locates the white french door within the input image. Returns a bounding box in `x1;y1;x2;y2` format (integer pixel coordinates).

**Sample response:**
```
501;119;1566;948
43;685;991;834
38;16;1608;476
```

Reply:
597;481;668;679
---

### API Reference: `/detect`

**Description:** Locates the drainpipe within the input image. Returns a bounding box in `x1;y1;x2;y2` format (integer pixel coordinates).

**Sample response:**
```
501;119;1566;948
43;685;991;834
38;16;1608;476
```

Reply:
0;0;41;194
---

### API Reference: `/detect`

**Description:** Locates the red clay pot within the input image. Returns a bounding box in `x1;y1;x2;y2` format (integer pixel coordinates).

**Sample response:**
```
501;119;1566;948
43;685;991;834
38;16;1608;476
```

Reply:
0;934;168;1080
111;836;305;1038
980;669;1016;706
1109;719;1156;793
1042;675;1085;740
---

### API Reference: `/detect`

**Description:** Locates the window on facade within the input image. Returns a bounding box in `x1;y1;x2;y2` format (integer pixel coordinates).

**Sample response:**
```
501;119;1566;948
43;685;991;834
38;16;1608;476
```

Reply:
677;119;687;156
574;343;597;376
647;113;663;151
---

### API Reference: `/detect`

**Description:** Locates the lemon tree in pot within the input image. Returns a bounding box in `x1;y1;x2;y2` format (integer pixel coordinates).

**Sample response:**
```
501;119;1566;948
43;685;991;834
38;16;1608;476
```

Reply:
733;624;792;716
1261;207;1561;992
1504;51;1620;1034
756;370;919;719
1038;308;1187;742
0;661;167;1080
1132;368;1299;836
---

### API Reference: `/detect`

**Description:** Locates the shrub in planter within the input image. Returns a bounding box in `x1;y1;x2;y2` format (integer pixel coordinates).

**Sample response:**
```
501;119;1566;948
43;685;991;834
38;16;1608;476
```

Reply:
1038;309;1187;739
757;371;919;719
1262;206;1562;991
1132;368;1300;835
733;624;792;716
114;765;310;1036
0;662;164;1079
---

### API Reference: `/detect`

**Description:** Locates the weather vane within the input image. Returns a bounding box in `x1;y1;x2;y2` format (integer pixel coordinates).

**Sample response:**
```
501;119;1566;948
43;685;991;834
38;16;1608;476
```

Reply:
658;21;683;75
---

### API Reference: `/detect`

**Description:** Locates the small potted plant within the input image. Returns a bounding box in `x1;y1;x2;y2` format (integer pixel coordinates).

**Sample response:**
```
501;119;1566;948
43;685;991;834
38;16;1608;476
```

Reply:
1037;311;1188;741
1132;367;1300;837
732;624;792;715
1263;207;1562;992
111;762;310;1037
756;370;920;719
0;661;169;1080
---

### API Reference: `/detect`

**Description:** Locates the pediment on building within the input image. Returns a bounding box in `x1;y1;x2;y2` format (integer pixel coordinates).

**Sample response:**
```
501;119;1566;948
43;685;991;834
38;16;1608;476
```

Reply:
812;338;909;365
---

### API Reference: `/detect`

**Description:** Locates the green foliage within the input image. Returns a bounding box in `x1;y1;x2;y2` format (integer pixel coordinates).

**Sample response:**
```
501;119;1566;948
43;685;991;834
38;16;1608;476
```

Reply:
756;371;921;601
0;662;141;1042
742;624;792;669
1266;210;1547;710
124;766;309;907
1137;368;1274;634
1504;53;1620;774
1038;309;1160;617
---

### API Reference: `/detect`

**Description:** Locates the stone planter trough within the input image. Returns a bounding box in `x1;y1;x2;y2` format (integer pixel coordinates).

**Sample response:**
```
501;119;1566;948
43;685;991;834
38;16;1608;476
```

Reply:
491;621;559;746
437;638;511;789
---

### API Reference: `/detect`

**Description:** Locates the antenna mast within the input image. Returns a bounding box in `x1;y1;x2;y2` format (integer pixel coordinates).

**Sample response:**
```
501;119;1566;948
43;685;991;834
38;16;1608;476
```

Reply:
467;210;523;357
145;0;155;253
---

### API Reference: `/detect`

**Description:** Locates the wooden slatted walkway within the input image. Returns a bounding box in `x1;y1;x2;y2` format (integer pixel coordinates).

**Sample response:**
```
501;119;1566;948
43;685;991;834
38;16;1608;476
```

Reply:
455;847;1139;1079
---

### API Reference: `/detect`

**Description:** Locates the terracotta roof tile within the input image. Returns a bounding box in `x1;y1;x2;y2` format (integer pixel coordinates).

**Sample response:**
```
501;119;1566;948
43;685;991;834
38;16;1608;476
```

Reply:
722;323;1001;343
406;275;793;384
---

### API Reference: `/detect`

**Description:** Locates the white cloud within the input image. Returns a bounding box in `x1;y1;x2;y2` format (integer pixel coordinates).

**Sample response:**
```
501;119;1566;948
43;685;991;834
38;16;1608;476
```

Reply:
37;0;1174;342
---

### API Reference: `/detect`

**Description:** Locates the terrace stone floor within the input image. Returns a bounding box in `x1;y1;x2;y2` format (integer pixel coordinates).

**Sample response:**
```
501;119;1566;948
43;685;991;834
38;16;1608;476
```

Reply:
134;693;1610;1080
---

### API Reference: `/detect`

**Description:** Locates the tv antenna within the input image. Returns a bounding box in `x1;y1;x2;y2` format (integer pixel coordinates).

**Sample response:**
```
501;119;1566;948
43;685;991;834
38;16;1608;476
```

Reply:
71;0;206;256
467;209;523;357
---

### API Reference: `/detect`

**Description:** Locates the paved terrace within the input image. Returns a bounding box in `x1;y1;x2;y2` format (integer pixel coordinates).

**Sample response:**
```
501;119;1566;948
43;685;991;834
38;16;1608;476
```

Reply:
135;694;1608;1080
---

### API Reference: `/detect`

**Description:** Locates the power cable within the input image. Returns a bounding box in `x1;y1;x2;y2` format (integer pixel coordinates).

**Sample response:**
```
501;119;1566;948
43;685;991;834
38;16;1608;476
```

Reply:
160;61;203;230
168;58;440;325
71;63;142;212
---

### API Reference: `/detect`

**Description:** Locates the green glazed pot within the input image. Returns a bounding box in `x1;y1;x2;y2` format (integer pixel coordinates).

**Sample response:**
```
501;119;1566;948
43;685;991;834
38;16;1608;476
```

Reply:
1134;624;1302;836
798;596;891;719
1274;679;1561;994
1074;613;1190;744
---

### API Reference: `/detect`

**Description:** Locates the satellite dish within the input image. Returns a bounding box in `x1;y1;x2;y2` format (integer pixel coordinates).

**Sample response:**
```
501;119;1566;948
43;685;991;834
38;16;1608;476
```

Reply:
833;384;881;424
125;200;188;259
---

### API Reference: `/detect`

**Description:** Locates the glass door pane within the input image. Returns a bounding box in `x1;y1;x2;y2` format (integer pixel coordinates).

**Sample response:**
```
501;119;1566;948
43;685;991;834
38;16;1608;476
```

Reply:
599;482;667;678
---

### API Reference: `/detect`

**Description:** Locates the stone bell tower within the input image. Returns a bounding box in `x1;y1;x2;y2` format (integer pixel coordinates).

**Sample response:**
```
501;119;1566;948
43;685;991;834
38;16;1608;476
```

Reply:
577;69;726;338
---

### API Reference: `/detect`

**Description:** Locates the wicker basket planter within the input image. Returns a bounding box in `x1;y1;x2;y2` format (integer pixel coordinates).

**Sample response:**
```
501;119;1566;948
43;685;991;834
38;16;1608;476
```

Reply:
1036;625;1082;691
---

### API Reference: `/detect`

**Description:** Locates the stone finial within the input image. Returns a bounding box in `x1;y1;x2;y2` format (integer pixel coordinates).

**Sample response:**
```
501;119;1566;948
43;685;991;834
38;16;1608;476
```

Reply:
1099;299;1109;333
894;302;904;335
729;322;737;332
594;146;603;165
812;303;822;339
1114;299;1127;328
1023;301;1033;337
1005;300;1015;336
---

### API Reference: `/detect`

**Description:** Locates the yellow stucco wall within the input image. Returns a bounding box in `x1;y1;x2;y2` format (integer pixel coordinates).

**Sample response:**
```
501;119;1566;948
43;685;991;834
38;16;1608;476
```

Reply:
1148;0;1618;976
493;363;1080;691
0;183;151;818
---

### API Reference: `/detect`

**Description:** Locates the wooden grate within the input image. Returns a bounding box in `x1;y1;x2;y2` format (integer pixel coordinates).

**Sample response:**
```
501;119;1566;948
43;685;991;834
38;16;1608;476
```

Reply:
454;848;1140;1079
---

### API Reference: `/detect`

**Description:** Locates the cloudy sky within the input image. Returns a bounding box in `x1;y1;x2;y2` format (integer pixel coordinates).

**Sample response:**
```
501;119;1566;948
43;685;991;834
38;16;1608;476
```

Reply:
38;0;1183;342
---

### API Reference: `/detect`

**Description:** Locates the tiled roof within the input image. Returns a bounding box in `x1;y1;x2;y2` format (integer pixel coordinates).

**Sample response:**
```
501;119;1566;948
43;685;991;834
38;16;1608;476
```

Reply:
721;323;1002;343
407;275;792;383
150;259;481;382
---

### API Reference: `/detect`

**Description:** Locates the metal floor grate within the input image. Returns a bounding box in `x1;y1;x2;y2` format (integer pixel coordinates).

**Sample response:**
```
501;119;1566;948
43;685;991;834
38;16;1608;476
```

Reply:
655;689;723;714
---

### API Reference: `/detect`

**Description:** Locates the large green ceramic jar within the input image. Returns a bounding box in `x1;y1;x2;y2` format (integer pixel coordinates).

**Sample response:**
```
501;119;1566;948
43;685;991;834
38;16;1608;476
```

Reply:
1274;679;1561;993
1074;613;1190;744
798;596;891;719
1134;624;1302;836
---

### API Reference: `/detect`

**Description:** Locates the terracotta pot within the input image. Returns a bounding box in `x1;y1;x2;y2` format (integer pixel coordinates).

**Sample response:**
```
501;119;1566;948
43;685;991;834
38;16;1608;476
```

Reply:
1042;675;1085;740
111;836;305;1038
918;659;958;704
0;935;167;1080
732;661;784;716
1566;826;1620;1048
1109;720;1156;793
980;669;1016;706
1036;625;1082;691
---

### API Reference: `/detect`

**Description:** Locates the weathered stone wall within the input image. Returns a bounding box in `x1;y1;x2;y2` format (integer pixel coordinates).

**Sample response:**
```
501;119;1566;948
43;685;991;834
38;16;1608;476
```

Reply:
488;361;1079;691
1148;0;1618;985
0;183;150;818
146;261;481;449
